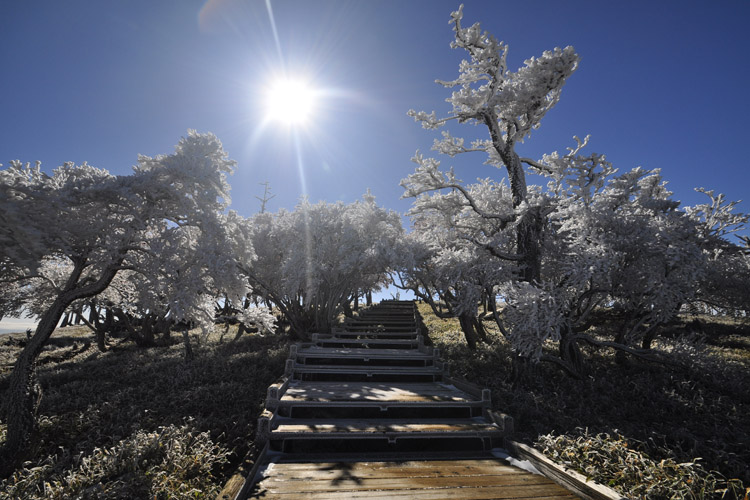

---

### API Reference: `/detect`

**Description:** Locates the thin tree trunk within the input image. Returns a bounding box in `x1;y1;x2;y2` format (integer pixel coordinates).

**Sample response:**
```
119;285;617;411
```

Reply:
113;308;138;341
517;208;543;283
558;329;583;376
472;316;489;343
458;312;478;350
158;316;172;343
342;299;354;318
59;311;70;328
233;322;246;341
88;302;98;325
92;306;109;352
182;327;194;362
73;304;84;325
136;314;156;347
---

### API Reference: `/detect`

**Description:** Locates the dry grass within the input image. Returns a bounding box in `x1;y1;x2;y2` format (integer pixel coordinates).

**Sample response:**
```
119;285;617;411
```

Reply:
2;307;748;499
1;326;289;499
537;431;746;499
417;302;750;499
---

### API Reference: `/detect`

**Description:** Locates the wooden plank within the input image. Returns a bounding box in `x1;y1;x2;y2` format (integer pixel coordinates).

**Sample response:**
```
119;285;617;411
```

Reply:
272;418;501;435
217;442;268;500
250;489;578;499
260;467;525;483
252;482;577;499
346;316;415;320
297;347;433;358
442;375;486;399
316;339;420;346
259;473;559;491
353;321;415;324
351;320;415;323
254;461;524;479
249;460;579;499
333;331;419;337
291;364;440;373
343;325;417;330
280;382;477;403
505;441;625;500
262;459;513;470
352;320;415;324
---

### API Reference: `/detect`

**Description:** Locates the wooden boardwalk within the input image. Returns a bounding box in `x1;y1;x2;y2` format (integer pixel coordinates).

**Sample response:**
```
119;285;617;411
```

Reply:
238;300;586;499
252;458;578;499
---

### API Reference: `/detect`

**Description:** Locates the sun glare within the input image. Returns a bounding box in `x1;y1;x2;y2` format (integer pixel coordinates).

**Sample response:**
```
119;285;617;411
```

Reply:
265;78;317;126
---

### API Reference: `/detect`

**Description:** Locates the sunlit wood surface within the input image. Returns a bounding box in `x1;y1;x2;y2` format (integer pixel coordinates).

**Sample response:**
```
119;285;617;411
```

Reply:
281;381;476;403
249;458;579;499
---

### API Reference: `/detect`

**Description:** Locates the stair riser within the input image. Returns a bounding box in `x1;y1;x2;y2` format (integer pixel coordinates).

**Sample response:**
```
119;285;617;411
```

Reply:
270;436;500;454
295;374;440;383
280;405;486;420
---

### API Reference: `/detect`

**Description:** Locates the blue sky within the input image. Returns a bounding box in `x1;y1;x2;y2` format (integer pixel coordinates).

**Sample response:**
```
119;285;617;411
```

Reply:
1;0;749;328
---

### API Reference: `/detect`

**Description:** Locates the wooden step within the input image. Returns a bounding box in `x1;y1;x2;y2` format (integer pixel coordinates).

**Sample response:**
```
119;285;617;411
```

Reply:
270;417;502;439
339;325;418;332
293;346;438;364
357;313;414;318
346;319;416;324
332;330;420;339
248;458;579;499
278;381;488;408
314;338;422;349
287;362;444;378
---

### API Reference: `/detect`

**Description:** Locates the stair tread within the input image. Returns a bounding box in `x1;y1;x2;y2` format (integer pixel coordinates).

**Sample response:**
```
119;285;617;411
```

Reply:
272;417;500;435
297;347;433;358
280;381;477;403
292;364;440;373
317;339;420;345
333;331;419;336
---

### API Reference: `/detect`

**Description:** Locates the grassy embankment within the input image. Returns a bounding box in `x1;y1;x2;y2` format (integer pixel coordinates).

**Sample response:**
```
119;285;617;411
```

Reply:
1;326;289;499
1;305;748;499
418;302;749;499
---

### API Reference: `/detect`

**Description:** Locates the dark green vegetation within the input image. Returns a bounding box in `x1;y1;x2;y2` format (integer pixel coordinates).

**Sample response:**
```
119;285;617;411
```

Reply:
0;327;288;499
419;303;749;499
1;304;748;499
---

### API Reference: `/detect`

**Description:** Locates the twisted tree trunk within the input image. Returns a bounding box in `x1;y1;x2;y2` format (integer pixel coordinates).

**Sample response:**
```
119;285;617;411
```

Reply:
0;258;120;478
0;295;67;477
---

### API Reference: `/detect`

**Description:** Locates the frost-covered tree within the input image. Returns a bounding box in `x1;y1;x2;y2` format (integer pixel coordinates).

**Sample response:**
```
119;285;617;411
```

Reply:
238;193;403;338
404;5;749;377
527;142;707;368
397;170;515;348
404;129;738;375
684;189;749;316
0;132;264;475
407;4;578;282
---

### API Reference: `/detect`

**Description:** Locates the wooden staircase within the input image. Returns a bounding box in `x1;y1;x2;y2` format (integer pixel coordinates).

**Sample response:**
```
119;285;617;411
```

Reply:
256;300;509;455
232;300;606;499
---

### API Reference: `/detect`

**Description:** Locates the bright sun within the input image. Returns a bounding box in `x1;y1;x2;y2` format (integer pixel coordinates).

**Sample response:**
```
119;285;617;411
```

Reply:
265;78;317;126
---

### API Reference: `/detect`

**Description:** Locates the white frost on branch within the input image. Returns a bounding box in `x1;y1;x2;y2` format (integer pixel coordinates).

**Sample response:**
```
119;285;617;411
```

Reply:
409;4;579;146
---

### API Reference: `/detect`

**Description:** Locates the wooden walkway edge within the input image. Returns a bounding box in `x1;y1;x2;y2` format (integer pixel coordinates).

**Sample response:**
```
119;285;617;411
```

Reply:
218;300;625;500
